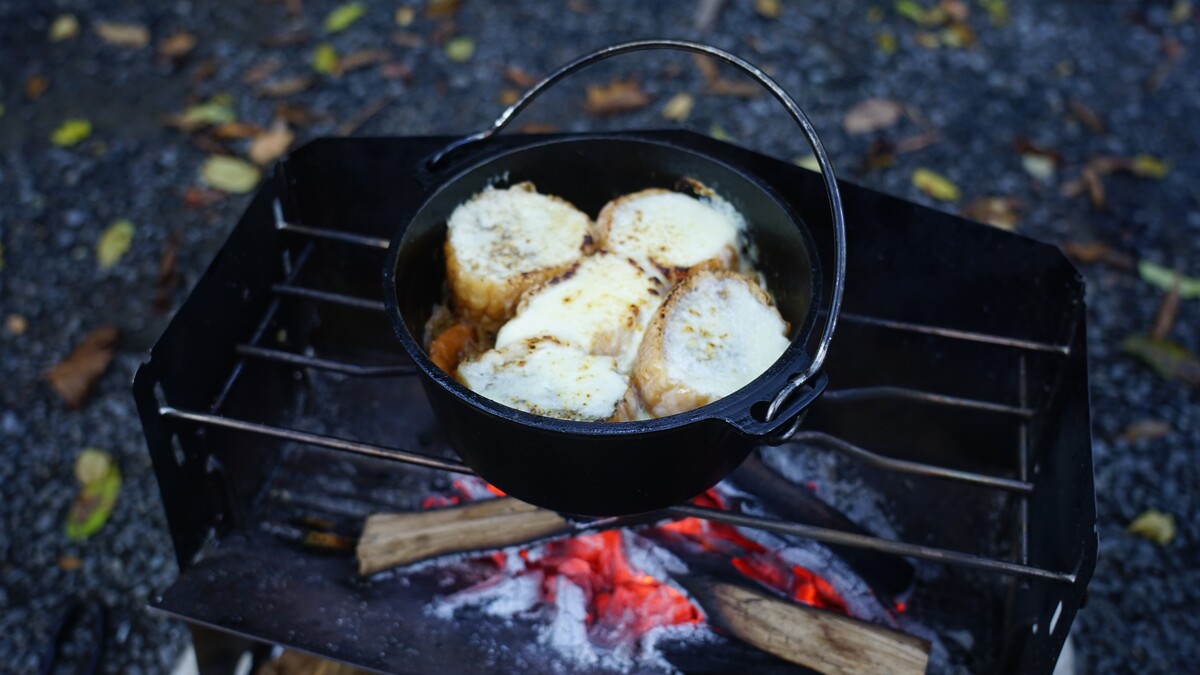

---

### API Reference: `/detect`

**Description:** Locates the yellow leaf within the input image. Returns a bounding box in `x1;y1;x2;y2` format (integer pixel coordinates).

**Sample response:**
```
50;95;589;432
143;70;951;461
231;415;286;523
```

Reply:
661;93;694;122
49;14;80;42
51;119;92;147
312;43;340;75
875;30;898;55
754;0;782;19
181;99;236;127
895;0;945;26
979;0;1009;26
66;449;121;541
324;2;367;33
912;168;960;201
95;21;150;48
708;124;733;142
395;6;416;26
202;156;262;194
248;120;295;166
96;220;134;269
444;36;475;62
1128;509;1176;545
1131;154;1170;179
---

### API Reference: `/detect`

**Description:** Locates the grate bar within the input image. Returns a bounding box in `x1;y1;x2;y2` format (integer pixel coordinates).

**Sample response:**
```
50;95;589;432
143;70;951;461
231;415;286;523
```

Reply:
271;284;386;312
235;345;417;377
836;311;1070;355
159;407;470;474
664;504;1074;584
822;386;1034;418
276;223;391;249
788;431;1034;494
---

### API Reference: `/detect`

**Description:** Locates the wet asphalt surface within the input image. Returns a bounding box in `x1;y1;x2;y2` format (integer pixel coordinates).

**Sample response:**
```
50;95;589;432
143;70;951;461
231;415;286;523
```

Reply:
1;1;1197;673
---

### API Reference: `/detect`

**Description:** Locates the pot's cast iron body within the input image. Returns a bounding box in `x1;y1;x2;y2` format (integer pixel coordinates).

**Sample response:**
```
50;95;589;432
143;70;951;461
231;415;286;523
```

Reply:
384;136;826;516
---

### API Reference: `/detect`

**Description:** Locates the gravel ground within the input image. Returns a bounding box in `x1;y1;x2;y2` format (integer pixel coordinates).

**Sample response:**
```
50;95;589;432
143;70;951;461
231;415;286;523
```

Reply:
1;1;1197;673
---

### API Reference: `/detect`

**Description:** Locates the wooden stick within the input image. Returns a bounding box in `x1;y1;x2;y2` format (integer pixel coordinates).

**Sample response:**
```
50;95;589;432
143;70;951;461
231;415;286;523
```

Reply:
690;579;930;675
357;498;569;575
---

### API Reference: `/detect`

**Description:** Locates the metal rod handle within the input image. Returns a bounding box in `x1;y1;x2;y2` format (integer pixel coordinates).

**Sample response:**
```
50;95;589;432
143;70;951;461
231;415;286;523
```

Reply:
431;40;847;426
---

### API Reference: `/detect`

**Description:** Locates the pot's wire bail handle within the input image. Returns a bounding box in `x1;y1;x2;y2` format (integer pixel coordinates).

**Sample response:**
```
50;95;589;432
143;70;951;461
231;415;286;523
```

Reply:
433;39;846;439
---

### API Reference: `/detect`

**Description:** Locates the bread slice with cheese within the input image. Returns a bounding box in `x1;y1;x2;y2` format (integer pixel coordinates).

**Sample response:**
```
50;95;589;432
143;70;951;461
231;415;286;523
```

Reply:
457;337;638;422
445;182;594;331
495;252;666;373
633;270;791;418
596;185;745;284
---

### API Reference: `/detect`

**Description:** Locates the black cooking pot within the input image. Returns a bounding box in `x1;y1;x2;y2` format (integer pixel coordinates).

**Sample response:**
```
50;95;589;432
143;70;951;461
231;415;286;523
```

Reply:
383;41;846;517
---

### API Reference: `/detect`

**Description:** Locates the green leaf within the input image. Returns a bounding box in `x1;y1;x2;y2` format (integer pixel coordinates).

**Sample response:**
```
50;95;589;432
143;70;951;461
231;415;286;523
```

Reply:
895;0;944;25
444;36;475;62
51;118;92;147
180;99;236;127
1131;154;1170;179
1122;334;1200;385
324;2;367;33
96;220;134;269
202;155;262;194
312;43;340;75
1128;508;1176;545
1138;260;1200;299
912;168;961;202
708;124;733;142
66;449;121;541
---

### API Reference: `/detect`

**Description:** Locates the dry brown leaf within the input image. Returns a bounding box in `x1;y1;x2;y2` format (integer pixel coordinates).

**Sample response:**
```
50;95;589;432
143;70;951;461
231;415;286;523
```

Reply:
25;74;49;101
393;31;425;48
1060;241;1135;270
1149;269;1183;340
256;75;316;97
189;59;219;85
249;120;295;165
182;186;225;209
1012;136;1062;165
854;139;897;175
960;196;1021;231
692;54;762;97
1146;37;1184;92
45;326;120;410
1118;419;1171;443
95;21;150;48
429;21;457;45
843;98;905;135
892;130;941;154
157;31;197;60
940;0;970;21
58;556;83;572
153;231;182;313
190;132;235;157
425;0;462;19
260;29;311;48
1068;98;1106;135
274;103;331;127
1081;166;1105;209
379;62;413;81
503;65;538;89
210;122;265;140
584;79;652;116
242;58;284;84
339;49;392;73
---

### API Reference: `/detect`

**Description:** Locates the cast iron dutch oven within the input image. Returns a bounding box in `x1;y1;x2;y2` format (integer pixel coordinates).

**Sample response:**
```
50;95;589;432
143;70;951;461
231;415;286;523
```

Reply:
383;40;847;517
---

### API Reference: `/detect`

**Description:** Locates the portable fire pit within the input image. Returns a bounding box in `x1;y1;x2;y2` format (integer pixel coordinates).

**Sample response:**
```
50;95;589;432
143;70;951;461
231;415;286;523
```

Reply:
135;42;1096;675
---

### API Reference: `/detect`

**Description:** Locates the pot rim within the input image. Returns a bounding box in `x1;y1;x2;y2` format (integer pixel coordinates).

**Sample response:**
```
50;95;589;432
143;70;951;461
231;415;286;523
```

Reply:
382;132;823;437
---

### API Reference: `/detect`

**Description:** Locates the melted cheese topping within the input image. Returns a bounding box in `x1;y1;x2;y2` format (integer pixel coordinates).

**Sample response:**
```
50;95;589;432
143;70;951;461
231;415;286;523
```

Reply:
457;338;630;421
495;253;664;372
446;183;591;281
601;190;745;278
661;272;790;400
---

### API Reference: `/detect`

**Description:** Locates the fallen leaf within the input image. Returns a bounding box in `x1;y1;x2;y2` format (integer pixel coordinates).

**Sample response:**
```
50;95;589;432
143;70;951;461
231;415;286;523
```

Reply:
380;62;413;81
1150;271;1181;341
1139;260;1200;299
202;155;262;194
867;6;885;21
1127;509;1176;545
243;59;284;84
1118;419;1171;443
692;54;762;97
51;119;92;147
190;134;235;157
165;97;236;132
189;59;219;85
66;449;122;541
182;186;225;209
25;74;49;100
661;92;695;122
49;14;80;42
1068;99;1106;135
754;0;782;19
339;49;391;72
154;231;182;313
585;78;651;116
256;75;316;97
45;326;120;409
210;121;264;140
854;139;897;174
1169;0;1193;23
274;102;330;126
393;30;425;48
58;556;83;572
96;219;134;269
1146;37;1184;92
312;43;341;75
1060;241;1135;270
960;196;1021;231
914;31;941;49
708;124;734;142
503;65;538;89
875;30;898;54
5;314;28;336
324;2;367;33
843;98;904;134
249;120;294;165
157;30;197;60
940;0;969;21
979;0;1009;25
95;21;150;48
444;36;474;62
260;29;311;48
395;6;416;26
425;0;463;20
1122;334;1200;386
895;0;946;26
498;88;520;105
892;130;941;153
1021;153;1056;180
940;22;975;48
1131;154;1170;179
912;168;960;201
